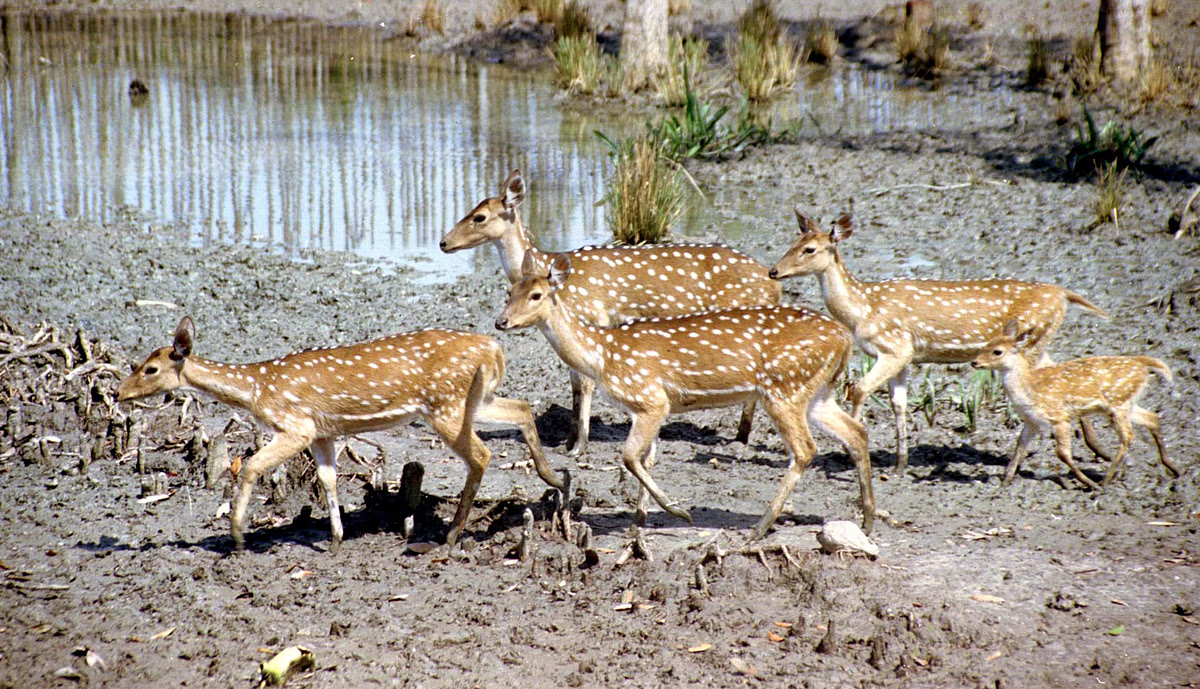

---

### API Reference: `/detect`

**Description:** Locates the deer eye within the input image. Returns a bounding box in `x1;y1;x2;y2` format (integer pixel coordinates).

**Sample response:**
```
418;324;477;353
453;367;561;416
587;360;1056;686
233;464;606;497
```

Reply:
530;292;543;301
992;349;1003;357
473;214;486;223
803;247;817;254
145;365;159;375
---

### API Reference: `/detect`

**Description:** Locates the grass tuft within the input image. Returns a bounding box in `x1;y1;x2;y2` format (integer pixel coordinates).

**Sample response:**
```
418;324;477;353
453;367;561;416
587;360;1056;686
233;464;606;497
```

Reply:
601;135;683;245
1138;59;1174;104
554;33;608;95
1093;161;1127;227
1025;27;1048;86
1069;36;1103;94
730;0;799;101
804;18;838;64
897;20;950;76
1066;107;1158;178
556;0;591;39
655;34;710;106
420;0;445;34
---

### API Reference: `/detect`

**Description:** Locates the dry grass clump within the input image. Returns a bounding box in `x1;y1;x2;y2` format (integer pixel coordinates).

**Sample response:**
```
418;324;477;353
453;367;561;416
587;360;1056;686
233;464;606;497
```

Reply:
804;18;838;64
669;0;692;15
533;0;564;25
1025;27;1048;86
493;0;563;26
605;135;682;245
1150;0;1168;17
1093;161;1127;227
966;2;986;30
1069;36;1104;94
557;0;591;39
493;0;522;26
730;0;799;101
420;0;445;34
896;21;950;76
554;34;608;95
1138;59;1175;104
656;34;710;106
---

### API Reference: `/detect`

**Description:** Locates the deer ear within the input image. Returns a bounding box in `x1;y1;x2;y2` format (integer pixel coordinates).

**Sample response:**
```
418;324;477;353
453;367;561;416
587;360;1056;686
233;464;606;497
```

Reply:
794;207;820;235
1003;320;1019;339
830;214;854;242
548;253;571;287
520;248;539;277
503;169;525;211
172;316;194;360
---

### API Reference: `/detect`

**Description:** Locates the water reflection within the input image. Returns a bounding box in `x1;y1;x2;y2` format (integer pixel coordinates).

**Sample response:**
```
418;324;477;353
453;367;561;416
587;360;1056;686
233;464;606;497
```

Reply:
1;12;614;280
1;12;1025;282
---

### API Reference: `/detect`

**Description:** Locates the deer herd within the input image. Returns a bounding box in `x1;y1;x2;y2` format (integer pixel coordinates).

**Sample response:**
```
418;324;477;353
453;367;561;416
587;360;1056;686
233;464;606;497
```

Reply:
119;169;1180;553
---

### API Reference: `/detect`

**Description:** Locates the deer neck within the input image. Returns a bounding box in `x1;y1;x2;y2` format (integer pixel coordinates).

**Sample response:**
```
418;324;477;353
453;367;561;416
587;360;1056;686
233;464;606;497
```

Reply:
180;358;258;411
997;357;1037;417
496;212;542;283
816;253;871;327
538;297;605;380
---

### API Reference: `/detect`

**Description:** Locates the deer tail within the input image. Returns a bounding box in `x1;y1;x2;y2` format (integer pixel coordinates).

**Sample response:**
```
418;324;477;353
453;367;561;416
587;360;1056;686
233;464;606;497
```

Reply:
1065;290;1108;318
1138;357;1173;384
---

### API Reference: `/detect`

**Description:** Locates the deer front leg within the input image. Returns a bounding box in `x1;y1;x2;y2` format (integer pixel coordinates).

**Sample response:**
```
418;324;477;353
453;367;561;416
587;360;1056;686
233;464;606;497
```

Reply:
231;432;313;552
622;408;691;524
1079;418;1112;462
309;437;343;555
850;354;909;468
1002;423;1038;486
476;396;565;491
887;368;909;474
566;370;593;457
750;397;818;541
808;389;875;535
1052;421;1100;490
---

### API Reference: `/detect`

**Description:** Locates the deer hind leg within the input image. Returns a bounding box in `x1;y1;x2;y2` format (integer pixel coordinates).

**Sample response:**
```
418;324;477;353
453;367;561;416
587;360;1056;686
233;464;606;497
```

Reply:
1002;423;1039;486
231;431;313;551
1130;404;1179;477
634;438;659;526
566;370;594;458
1101;408;1136;487
476;396;565;491
621;408;691;525
850;354;909;465
887;368;910;475
1052;421;1101;490
735;399;756;444
309;437;343;554
809;388;875;535
1079;417;1112;462
749;396;818;541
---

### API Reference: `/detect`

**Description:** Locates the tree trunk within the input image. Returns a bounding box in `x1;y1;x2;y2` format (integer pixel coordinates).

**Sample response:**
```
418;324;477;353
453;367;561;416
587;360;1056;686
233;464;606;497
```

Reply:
1098;0;1151;81
618;0;669;92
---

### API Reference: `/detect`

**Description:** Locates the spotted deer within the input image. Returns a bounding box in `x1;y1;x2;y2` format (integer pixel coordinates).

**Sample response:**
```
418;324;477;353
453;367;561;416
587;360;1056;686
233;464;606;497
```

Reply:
116;317;564;552
769;210;1108;474
973;320;1179;489
441;169;781;456
495;250;875;539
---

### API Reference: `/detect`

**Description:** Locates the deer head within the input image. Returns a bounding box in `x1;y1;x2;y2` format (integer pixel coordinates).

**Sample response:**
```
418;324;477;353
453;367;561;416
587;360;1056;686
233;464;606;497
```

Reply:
495;250;570;331
440;169;526;252
972;320;1033;371
768;210;852;280
117;316;195;402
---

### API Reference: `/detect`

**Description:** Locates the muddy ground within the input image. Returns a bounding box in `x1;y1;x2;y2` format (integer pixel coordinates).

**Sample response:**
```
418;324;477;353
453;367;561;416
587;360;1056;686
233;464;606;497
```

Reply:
2;0;1200;687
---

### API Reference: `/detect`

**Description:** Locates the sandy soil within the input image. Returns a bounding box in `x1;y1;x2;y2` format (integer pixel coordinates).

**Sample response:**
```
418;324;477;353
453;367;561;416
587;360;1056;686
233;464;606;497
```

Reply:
2;1;1199;687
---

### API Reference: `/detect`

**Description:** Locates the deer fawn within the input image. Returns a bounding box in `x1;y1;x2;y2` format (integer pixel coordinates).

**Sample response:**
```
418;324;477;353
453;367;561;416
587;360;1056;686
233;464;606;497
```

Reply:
117;317;564;552
441;169;781;456
769;210;1108;474
495;250;875;539
973;320;1179;489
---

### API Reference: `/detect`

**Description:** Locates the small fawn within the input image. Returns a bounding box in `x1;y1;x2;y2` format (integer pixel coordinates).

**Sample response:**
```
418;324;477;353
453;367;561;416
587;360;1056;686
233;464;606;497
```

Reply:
495;250;874;539
973;320;1179;489
117;317;564;552
769;210;1108;473
441;169;781;456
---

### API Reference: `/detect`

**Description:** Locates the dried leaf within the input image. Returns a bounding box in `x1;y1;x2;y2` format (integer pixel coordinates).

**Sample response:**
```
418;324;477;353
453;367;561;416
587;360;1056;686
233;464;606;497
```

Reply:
214;502;231;519
257;647;273;654
686;643;712;653
767;631;785;642
136;493;172;505
970;594;1005;604
54;666;84;681
1111;599;1128;607
260;646;314;686
289;570;313;580
595;548;616;554
387;594;410;602
149;626;175;640
1182;616;1199;626
1146;521;1178;527
1107;625;1125;636
985;650;1003;661
85;649;106;671
913;656;929;667
773;621;793;629
612;603;633;612
406;542;438;554
230;456;242;477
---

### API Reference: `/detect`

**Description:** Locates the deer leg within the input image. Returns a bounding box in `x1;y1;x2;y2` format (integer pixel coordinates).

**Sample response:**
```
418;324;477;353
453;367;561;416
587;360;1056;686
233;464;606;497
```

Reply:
735;398;756;444
622;408;691;524
1131;404;1179;477
1052;421;1100;490
432;409;490;547
475;396;565;491
1079;417;1112;462
850;354;908;463
634;439;659;525
809;389;875;535
750;397;817;541
1002;423;1038;486
565;370;593;458
887;368;910;474
309;437;343;555
1101;410;1135;488
231;431;313;551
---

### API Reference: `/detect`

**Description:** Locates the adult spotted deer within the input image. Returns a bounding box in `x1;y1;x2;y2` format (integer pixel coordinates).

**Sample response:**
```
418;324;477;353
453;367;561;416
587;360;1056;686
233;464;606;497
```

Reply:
769;210;1108;474
117;317;563;552
973;321;1179;489
441;169;781;456
495;250;875;539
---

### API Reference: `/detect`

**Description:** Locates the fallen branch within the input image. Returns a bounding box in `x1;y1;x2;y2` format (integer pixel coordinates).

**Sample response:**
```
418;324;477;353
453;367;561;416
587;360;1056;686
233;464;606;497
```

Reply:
864;179;1012;197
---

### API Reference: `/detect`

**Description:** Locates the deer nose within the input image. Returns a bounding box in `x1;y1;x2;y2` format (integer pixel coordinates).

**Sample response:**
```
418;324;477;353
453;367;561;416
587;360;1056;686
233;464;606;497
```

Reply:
970;361;980;369
494;317;508;331
768;267;779;279
438;239;449;251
